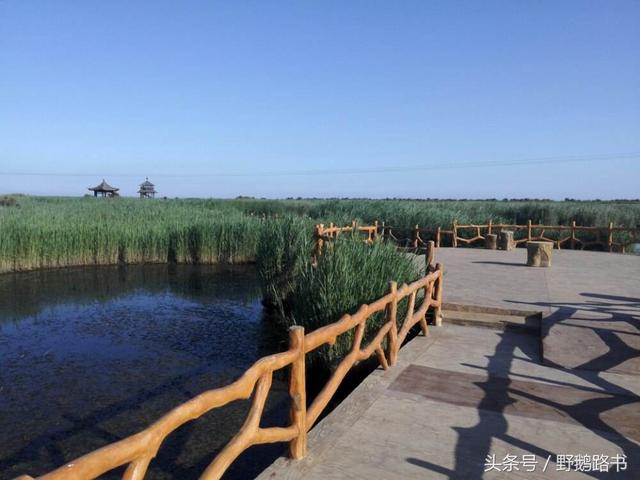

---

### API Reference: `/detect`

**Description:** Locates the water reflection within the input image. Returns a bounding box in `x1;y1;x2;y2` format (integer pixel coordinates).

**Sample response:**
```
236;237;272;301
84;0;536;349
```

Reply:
0;264;287;479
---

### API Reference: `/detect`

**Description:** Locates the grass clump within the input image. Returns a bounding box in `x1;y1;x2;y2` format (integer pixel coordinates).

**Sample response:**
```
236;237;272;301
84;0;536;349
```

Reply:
256;217;313;309
0;197;270;273
1;196;638;273
262;237;419;369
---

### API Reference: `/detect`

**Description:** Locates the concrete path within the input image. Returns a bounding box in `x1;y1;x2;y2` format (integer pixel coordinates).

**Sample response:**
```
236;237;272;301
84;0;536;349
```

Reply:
259;325;639;479
259;248;640;479
435;248;640;375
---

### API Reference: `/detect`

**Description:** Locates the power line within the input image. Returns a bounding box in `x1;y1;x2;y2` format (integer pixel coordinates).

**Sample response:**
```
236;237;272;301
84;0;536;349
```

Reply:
1;151;639;178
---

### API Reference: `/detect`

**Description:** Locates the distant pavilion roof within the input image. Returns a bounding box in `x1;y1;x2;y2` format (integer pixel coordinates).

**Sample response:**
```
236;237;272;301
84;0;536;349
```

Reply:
88;179;119;192
138;177;156;193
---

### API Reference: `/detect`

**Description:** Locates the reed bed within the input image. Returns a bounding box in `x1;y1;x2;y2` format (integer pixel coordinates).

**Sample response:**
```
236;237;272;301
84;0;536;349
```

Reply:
257;233;420;367
233;198;640;229
0;197;268;273
1;196;638;273
256;216;313;309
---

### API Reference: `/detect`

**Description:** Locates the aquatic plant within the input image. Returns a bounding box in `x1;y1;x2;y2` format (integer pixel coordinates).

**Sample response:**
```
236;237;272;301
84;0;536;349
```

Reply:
255;216;313;309
271;238;420;369
0;197;269;273
1;196;638;273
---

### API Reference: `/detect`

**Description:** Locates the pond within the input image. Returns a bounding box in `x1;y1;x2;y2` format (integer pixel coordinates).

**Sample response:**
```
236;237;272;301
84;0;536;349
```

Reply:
0;264;289;480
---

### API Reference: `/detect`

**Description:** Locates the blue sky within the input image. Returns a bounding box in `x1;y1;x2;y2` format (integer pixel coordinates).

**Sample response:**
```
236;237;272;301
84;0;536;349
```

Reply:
1;1;639;199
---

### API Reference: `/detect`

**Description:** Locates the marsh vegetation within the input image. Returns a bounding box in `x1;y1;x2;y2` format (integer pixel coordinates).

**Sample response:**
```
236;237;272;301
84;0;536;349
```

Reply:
256;225;420;367
1;196;638;274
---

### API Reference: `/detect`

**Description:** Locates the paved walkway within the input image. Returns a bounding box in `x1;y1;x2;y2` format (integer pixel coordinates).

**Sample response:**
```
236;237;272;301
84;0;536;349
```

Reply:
259;248;640;479
436;248;640;375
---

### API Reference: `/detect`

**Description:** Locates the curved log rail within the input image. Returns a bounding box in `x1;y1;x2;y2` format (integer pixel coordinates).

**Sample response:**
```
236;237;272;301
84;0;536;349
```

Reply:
15;265;444;480
312;221;379;257
440;220;639;252
315;221;639;253
314;222;434;257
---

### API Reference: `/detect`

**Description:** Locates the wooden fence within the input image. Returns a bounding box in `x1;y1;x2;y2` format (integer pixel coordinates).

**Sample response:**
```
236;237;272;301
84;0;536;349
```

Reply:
436;220;639;252
314;220;639;253
312;221;379;260
16;264;443;480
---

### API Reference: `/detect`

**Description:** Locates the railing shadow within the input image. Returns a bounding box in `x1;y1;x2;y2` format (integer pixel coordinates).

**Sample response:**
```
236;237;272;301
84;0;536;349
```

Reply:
471;261;528;267
510;293;639;374
404;292;639;479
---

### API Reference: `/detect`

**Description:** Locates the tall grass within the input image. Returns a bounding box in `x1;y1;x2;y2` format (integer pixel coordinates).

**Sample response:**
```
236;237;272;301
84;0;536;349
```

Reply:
232;198;640;228
256;217;313;308
258;236;420;369
0;197;269;273
1;196;638;273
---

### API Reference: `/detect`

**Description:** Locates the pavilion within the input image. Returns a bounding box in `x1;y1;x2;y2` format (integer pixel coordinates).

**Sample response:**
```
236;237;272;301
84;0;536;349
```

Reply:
88;179;119;197
138;178;157;198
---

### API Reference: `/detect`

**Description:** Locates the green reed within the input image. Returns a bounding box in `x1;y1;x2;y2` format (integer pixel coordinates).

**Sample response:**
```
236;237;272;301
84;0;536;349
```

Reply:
0;197;268;273
257;235;420;369
1;196;637;273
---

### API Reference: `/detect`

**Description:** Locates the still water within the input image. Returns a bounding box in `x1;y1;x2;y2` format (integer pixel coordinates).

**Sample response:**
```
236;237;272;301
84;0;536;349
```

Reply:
0;264;288;480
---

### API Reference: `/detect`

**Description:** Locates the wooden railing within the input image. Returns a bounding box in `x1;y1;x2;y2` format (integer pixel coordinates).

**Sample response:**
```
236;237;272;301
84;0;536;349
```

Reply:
436;220;639;252
312;221;380;261
313;222;437;269
314;220;639;253
314;221;378;244
16;265;443;480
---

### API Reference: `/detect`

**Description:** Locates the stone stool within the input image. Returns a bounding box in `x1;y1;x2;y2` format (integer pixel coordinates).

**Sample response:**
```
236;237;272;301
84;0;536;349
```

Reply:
499;230;515;251
527;241;553;267
485;233;498;249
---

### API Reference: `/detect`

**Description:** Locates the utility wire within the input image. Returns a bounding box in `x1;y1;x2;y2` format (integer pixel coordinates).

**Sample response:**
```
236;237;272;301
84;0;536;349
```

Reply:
1;151;639;178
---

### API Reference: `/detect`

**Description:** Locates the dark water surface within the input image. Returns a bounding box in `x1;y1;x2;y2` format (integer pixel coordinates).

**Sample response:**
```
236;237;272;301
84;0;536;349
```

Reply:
0;265;289;480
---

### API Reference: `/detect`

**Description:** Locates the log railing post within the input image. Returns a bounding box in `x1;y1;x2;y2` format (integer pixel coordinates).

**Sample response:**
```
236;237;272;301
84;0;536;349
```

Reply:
413;224;420;251
386;281;399;366
425;240;435;273
488;219;492;235
571;220;576;250
608;222;614;252
288;326;307;459
433;263;444;326
436;226;441;248
527;219;532;241
313;224;324;259
452;221;458;248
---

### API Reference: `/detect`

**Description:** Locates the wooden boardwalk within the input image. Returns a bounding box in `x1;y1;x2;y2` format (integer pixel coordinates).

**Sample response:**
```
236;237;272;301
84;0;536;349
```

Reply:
259;248;640;479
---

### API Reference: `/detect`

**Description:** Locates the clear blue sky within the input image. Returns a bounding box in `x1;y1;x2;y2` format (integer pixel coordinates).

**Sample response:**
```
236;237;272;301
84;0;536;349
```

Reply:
1;1;639;199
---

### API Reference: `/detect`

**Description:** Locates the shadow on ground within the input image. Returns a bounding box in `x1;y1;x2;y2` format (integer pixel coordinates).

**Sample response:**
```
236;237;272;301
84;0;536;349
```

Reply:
403;292;639;479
